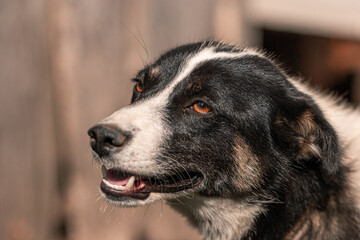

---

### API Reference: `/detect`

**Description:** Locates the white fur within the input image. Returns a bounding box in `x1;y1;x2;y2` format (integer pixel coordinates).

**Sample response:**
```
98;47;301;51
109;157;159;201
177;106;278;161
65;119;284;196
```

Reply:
170;196;264;240
99;102;168;174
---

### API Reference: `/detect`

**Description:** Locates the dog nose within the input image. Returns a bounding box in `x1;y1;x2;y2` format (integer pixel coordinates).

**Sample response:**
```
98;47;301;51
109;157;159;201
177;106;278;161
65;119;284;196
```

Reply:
87;124;129;157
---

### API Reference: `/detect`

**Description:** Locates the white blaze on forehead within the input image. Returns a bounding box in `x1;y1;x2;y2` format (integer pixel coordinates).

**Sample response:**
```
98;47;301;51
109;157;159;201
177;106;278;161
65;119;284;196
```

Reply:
159;47;261;103
99;46;262;174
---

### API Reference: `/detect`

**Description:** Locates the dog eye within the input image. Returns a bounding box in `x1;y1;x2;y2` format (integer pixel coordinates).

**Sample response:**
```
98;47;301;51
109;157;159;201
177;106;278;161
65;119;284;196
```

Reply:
135;82;143;93
192;101;211;114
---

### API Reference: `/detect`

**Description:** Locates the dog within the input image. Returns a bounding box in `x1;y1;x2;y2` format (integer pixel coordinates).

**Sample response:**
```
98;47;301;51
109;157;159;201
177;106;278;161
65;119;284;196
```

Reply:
88;41;360;239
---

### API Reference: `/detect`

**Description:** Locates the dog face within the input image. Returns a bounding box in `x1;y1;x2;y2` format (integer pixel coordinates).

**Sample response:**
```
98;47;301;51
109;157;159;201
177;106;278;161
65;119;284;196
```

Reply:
88;41;340;208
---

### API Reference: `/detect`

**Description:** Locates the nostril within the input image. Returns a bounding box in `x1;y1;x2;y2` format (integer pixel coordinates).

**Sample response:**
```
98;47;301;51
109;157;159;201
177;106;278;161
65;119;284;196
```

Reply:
104;137;114;147
87;129;98;149
88;128;95;138
104;136;121;148
87;124;129;157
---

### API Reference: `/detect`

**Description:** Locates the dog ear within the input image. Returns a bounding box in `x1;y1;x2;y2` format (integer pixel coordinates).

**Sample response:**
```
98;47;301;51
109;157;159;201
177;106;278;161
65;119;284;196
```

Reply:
272;96;342;182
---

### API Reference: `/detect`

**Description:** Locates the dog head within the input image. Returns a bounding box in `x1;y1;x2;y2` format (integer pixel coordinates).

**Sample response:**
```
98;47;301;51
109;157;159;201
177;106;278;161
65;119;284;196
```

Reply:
88;41;341;207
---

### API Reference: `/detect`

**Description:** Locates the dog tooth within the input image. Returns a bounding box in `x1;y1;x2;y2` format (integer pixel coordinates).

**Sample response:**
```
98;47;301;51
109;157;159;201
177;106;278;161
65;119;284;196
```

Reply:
125;176;135;189
101;165;107;179
116;185;126;190
103;179;126;190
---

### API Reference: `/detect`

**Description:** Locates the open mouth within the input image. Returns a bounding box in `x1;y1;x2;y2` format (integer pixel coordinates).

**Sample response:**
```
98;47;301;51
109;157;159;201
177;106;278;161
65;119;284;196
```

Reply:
100;165;203;200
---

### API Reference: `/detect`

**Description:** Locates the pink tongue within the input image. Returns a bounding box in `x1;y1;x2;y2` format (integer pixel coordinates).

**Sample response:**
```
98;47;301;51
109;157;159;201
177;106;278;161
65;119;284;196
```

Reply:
106;170;132;186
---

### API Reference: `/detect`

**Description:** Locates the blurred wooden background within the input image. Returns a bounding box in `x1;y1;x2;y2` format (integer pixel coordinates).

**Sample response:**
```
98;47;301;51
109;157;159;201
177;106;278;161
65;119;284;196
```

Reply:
1;0;359;240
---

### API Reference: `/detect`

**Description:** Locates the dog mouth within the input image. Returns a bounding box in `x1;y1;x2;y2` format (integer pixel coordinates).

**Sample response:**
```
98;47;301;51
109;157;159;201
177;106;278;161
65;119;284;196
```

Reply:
100;165;203;200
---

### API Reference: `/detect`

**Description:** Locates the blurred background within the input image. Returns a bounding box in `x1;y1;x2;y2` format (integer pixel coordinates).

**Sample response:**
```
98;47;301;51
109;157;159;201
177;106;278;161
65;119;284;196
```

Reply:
1;0;360;239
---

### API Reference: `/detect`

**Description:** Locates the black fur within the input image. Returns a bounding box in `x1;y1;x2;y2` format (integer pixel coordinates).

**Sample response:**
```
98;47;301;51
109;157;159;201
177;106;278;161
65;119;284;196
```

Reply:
92;41;360;239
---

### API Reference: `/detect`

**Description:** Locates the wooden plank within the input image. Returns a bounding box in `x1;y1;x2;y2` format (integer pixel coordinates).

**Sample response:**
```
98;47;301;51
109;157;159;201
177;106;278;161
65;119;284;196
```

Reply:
0;1;58;239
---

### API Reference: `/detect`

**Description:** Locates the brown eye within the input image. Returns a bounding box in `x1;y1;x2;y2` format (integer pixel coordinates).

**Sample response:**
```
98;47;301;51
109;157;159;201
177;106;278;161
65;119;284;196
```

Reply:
136;82;143;92
192;101;211;114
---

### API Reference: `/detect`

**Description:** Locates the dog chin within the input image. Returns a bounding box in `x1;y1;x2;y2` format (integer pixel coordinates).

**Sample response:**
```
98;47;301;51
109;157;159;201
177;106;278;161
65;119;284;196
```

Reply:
100;192;164;207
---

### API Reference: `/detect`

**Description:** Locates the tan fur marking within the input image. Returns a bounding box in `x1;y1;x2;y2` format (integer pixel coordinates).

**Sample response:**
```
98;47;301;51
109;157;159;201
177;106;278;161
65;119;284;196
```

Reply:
185;81;202;92
296;110;321;158
277;109;321;159
149;66;160;79
297;110;315;135
284;207;311;240
234;138;261;191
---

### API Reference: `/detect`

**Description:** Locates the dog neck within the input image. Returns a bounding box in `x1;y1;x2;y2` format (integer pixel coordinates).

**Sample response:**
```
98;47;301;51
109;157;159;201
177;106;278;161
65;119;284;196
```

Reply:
168;196;264;240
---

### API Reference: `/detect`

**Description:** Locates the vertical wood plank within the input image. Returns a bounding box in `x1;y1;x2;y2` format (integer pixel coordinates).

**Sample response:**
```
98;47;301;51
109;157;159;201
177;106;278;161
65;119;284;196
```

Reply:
0;1;57;239
46;0;82;238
